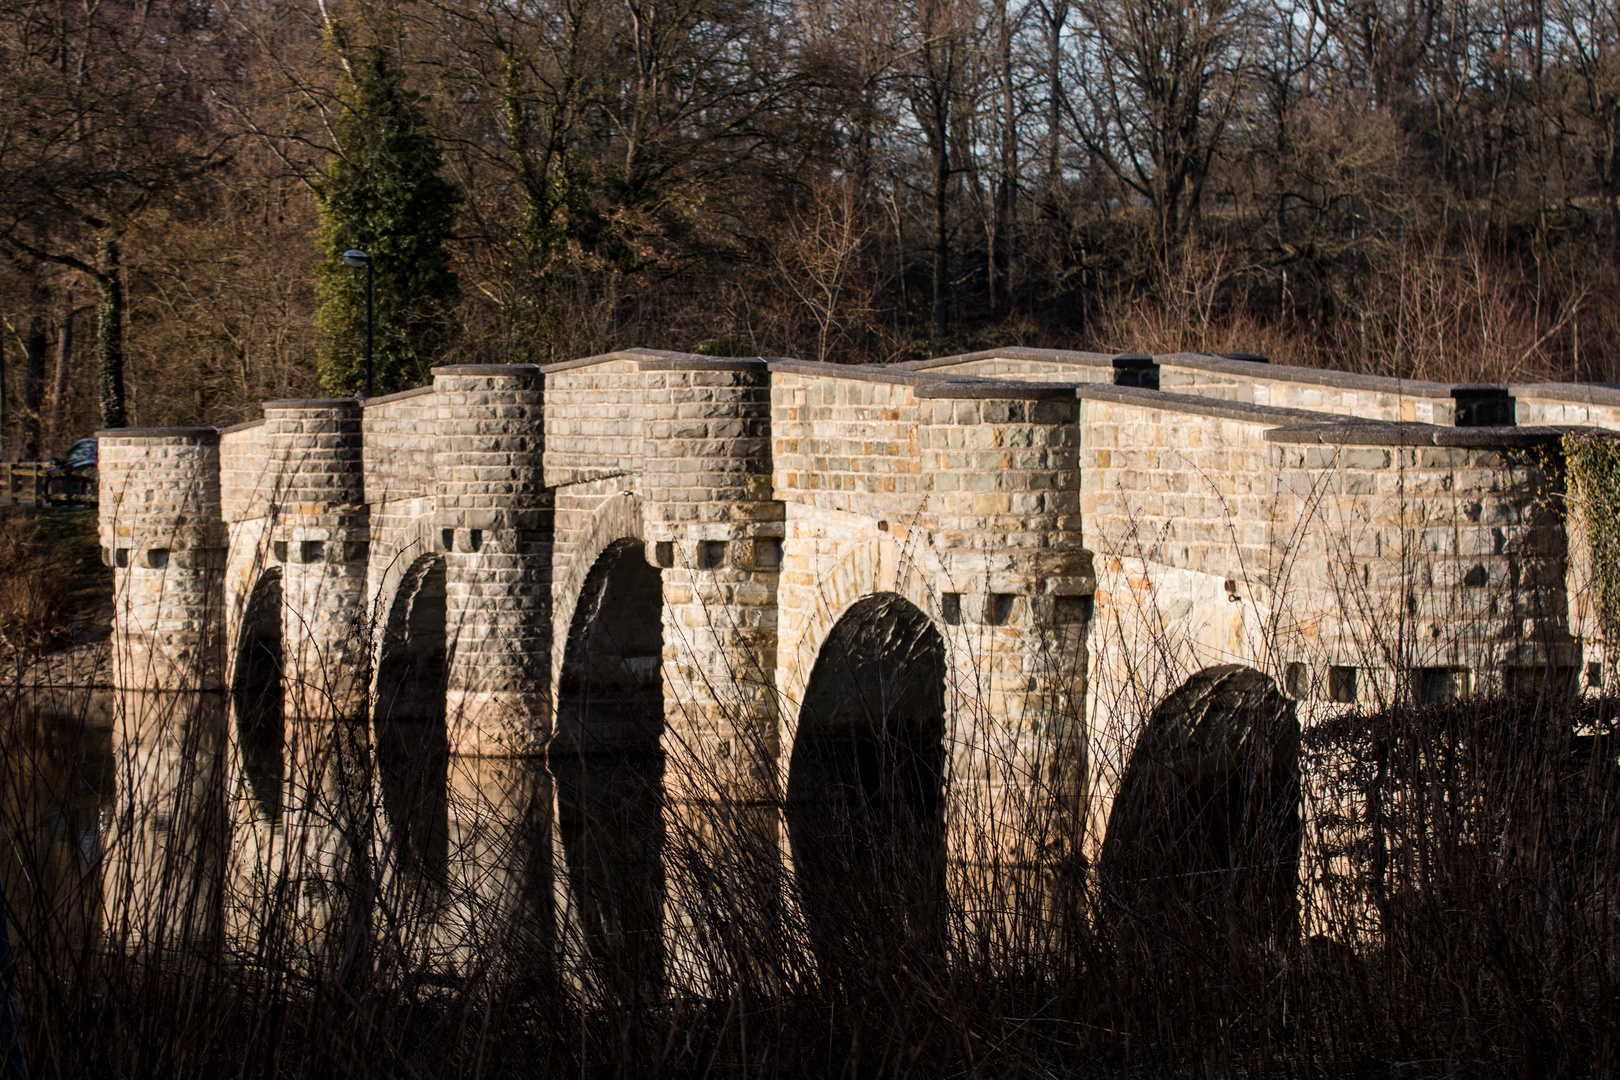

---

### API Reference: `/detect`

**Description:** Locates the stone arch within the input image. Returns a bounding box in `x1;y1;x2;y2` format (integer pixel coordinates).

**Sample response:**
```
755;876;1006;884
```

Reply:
785;592;948;974
552;536;665;992
1096;664;1302;944
551;489;645;706
777;535;941;743
231;567;284;827
373;554;450;885
367;512;441;640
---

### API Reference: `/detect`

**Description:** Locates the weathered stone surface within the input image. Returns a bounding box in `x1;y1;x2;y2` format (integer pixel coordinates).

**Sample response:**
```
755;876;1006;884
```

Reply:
95;345;1620;939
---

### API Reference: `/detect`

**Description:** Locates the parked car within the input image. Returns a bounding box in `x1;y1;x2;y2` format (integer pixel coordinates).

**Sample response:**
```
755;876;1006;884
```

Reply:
47;437;98;502
52;438;98;474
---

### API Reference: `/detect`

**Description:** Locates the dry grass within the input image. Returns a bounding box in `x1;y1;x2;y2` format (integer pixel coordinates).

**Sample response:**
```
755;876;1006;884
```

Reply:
0;506;1617;1079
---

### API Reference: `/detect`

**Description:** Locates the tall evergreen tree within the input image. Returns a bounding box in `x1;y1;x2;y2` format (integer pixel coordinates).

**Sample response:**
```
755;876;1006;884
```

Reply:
315;46;461;397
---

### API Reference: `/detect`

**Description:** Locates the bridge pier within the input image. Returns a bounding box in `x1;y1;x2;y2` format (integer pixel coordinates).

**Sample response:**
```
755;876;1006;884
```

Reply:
432;366;551;755
96;430;229;945
915;385;1092;921
639;359;783;984
427;366;554;972
258;399;376;932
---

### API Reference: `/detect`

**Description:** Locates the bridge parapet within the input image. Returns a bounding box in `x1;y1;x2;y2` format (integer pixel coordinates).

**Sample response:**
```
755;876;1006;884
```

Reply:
541;352;646;486
1267;422;1579;701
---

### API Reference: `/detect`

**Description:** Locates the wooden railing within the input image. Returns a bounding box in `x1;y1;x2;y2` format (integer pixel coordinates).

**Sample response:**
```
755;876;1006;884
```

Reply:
0;462;97;506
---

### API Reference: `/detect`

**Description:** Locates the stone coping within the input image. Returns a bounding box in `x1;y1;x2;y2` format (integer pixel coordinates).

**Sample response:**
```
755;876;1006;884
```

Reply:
1264;422;1585;447
217;418;267;434
893;346;1125;371
539;348;779;374
769;358;950;386
95;426;219;441
263;397;361;410
358;384;436;406
913;378;1082;400
636;357;773;372
768;357;1077;397
429;364;544;376
1075;384;1331;425
1156;352;1467;399
538;350;644;374
1510;381;1620;407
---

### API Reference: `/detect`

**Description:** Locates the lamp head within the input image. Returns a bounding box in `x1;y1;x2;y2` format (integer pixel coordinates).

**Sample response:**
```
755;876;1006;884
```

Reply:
341;249;370;269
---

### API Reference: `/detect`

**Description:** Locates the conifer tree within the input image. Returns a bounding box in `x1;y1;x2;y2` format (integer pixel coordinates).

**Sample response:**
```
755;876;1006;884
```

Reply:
315;46;461;397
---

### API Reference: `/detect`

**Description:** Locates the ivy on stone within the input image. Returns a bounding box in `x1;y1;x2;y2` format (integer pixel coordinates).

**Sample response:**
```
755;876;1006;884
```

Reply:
315;45;461;397
1565;433;1620;646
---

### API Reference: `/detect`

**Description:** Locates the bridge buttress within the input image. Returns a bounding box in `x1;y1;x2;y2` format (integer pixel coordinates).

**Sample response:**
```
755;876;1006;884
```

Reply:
432;365;552;756
915;383;1093;882
639;358;782;799
98;427;228;692
95;427;230;943
261;398;369;719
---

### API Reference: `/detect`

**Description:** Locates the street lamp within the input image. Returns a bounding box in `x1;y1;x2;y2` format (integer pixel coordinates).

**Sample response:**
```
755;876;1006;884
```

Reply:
342;249;373;399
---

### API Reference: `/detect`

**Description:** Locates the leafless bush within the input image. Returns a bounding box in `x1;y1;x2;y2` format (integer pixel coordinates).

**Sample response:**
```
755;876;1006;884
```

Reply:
2;520;1619;1078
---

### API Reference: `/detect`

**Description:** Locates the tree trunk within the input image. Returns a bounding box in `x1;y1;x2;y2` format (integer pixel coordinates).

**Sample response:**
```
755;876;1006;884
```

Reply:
50;295;72;446
930;70;950;347
22;314;47;461
1046;0;1066;186
933;138;949;346
97;237;126;429
1000;0;1017;317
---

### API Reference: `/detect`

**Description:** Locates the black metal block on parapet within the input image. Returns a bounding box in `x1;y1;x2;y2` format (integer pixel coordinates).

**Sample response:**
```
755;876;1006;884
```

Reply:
1452;385;1516;427
1112;355;1160;390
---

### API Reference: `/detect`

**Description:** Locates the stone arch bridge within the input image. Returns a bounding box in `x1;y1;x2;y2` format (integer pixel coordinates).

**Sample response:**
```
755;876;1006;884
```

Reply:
94;347;1620;949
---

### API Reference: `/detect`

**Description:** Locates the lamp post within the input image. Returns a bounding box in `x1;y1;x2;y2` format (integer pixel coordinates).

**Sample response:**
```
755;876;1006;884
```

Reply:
342;249;373;399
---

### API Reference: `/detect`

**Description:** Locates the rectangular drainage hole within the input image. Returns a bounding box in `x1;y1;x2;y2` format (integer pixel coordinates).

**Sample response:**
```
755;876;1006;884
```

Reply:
468;529;483;553
654;541;675;568
940;593;962;625
144;548;169;570
753;537;782;571
301;540;325;565
1414;666;1468;704
1284;662;1309;700
272;541;288;564
986;593;1015;625
698;540;727;570
1054;594;1093;626
1328;666;1358;704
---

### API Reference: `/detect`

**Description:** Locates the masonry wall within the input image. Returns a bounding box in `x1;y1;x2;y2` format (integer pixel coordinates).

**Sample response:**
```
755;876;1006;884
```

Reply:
772;364;1092;873
433;366;550;755
1077;388;1289;817
1158;355;1460;423
542;354;646;486
219;420;270;524
98;428;228;691
1514;385;1620;429
1266;427;1577;700
542;354;648;707
361;387;441;623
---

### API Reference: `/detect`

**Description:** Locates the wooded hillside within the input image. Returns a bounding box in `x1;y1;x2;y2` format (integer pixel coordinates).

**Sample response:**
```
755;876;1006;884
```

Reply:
3;0;1618;449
